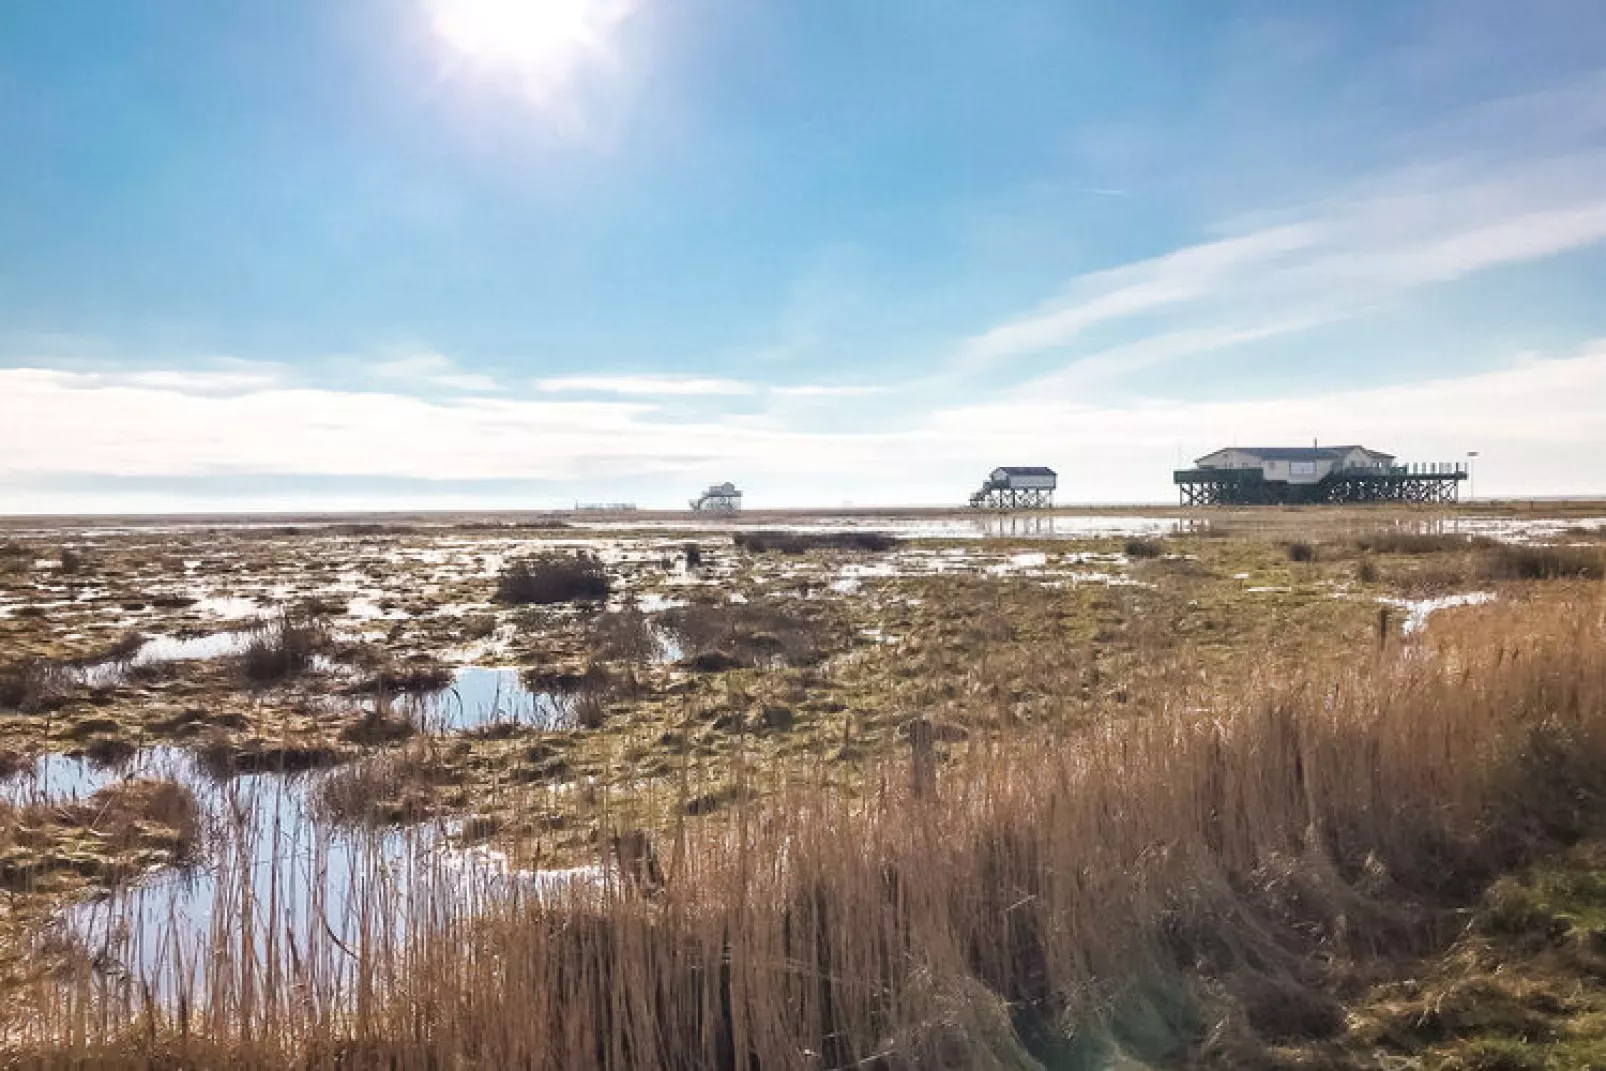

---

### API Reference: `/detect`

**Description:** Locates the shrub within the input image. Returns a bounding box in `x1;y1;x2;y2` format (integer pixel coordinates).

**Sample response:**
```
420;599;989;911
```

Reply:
1286;542;1316;563
496;554;610;605
683;542;703;569
1123;537;1166;559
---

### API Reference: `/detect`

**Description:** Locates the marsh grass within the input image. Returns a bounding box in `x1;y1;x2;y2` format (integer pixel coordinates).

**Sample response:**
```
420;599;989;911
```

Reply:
15;591;1606;1068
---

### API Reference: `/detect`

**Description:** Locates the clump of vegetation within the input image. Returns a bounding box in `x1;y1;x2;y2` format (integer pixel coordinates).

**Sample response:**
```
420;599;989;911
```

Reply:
664;599;829;668
1286;541;1317;562
240;613;327;685
314;746;456;826
733;530;898;554
339;704;419;745
683;542;703;569
589;607;660;665
1482;543;1605;580
1123;536;1166;558
193;735;342;777
0;778;200;892
56;546;89;574
346;662;454;695
0;659;71;713
1355;531;1492;555
495;554;610;605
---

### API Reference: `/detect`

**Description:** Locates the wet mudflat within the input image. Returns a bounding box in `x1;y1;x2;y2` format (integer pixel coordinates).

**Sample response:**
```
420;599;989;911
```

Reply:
1;505;1602;1003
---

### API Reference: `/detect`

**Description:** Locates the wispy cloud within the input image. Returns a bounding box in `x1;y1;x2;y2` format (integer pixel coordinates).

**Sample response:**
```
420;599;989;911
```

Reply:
369;349;499;393
960;75;1606;389
770;383;891;398
535;375;757;396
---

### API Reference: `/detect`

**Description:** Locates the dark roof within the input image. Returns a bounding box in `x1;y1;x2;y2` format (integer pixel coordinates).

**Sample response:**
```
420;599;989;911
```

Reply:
1196;445;1395;464
994;465;1057;476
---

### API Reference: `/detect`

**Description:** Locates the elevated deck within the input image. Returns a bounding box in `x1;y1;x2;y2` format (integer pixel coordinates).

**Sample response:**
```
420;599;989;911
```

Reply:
1174;465;1467;506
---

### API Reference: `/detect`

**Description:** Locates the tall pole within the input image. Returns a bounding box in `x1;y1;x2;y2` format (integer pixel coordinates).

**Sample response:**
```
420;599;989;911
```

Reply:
1467;450;1479;501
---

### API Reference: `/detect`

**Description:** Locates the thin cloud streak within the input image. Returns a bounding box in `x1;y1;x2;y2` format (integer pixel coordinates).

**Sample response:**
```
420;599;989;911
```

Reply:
535;375;757;396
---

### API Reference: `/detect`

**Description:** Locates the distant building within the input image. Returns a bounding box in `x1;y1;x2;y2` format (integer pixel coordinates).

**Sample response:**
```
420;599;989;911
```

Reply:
1175;444;1465;505
969;466;1057;510
690;482;743;512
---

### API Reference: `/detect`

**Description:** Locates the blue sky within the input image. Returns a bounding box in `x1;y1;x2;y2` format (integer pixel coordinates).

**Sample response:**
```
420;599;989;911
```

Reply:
3;0;1606;511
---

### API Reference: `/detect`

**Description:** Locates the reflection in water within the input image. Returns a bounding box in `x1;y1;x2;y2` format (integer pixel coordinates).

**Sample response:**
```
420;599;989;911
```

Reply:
408;666;569;732
0;747;602;1005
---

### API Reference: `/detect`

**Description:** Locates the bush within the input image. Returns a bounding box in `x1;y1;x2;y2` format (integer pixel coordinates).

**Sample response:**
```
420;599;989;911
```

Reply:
733;531;898;554
1286;542;1316;563
1123;537;1166;559
496;554;610;605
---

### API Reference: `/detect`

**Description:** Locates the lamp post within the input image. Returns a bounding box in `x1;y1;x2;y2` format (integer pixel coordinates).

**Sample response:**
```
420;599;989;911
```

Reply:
1467;451;1479;502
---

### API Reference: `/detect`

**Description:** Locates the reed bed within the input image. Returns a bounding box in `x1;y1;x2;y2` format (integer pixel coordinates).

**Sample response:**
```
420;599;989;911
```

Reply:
12;593;1606;1068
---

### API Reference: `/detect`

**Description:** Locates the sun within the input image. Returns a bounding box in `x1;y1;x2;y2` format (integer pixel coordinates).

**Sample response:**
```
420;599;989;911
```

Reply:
429;0;630;102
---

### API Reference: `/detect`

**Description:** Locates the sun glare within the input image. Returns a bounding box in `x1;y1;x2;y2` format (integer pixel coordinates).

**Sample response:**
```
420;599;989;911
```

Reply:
430;0;630;102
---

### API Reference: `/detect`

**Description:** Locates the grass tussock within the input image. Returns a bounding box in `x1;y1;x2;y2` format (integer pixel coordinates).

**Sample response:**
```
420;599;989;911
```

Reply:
733;529;899;554
664;598;830;668
240;613;327;685
345;662;454;696
0;778;200;892
1123;536;1167;558
314;746;456;826
0;659;72;713
495;554;610;605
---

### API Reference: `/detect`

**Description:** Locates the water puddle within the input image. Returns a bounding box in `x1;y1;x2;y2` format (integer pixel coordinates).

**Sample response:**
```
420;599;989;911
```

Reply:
0;747;604;1003
1381;591;1497;635
409;667;570;732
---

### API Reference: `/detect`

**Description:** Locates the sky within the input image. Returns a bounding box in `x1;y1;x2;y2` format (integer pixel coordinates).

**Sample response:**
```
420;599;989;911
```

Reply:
3;0;1606;512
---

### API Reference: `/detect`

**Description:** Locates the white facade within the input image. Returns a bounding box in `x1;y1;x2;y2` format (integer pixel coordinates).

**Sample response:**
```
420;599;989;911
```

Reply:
1193;446;1396;486
990;467;1057;491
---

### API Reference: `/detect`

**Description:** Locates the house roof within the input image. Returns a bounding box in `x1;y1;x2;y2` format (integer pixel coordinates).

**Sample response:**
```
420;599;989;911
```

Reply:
993;466;1057;476
1196;446;1395;464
